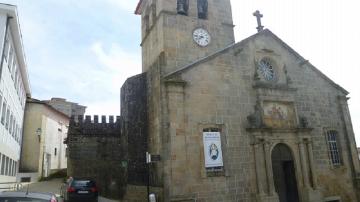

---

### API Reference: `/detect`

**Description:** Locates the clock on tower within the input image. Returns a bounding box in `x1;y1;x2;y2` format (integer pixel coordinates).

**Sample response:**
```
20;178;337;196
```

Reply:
135;0;235;74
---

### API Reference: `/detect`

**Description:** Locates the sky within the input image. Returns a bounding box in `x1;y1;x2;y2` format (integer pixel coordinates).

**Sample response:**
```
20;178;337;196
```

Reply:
1;0;359;145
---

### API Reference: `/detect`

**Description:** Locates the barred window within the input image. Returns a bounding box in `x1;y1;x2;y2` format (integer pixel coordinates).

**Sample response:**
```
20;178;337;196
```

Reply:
326;130;341;166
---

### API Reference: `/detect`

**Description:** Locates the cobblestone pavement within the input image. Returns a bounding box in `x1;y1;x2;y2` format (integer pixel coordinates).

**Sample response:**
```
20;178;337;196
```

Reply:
20;178;118;202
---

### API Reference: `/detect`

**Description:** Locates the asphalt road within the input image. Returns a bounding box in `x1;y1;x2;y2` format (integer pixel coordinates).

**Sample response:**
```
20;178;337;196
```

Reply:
20;178;118;202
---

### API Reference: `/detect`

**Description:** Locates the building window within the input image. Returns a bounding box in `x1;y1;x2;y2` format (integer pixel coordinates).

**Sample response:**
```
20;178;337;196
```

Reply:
8;48;13;70
12;161;16;176
13;119;16;137
5;107;10;130
3;33;10;61
326;130;342;166
11;59;17;79
5;156;9;176
8;159;12;176
1;101;6;125
14;124;18;141
9;113;13;134
0;153;2;175
0;154;4;175
0;94;2;115
54;148;57;156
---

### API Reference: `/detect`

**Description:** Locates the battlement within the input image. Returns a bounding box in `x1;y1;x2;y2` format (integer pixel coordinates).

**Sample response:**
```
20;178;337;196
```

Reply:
68;115;122;137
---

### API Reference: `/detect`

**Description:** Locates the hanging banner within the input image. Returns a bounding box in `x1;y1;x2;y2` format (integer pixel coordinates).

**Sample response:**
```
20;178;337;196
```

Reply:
203;132;223;168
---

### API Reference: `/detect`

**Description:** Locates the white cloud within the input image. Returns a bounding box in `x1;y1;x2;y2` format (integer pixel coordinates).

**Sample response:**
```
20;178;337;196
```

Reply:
91;42;141;85
87;42;142;115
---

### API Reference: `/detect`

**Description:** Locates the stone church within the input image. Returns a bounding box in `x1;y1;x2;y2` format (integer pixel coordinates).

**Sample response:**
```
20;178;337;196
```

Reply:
131;0;360;201
68;0;360;201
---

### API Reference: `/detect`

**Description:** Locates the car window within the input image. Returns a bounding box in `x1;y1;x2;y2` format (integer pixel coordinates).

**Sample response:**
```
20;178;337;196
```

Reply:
0;197;48;202
71;180;95;187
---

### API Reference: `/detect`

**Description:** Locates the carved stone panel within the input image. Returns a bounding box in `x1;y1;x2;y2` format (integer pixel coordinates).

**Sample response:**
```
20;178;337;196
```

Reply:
263;101;297;129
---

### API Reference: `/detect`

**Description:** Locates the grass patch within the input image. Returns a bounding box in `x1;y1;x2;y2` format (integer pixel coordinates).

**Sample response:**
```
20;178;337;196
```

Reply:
39;169;67;181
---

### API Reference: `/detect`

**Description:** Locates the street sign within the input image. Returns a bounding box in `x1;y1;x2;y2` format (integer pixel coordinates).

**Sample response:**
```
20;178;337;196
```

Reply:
151;155;161;162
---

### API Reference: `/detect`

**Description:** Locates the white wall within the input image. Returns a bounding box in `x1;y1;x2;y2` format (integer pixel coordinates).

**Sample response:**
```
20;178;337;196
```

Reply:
43;116;67;174
0;9;29;183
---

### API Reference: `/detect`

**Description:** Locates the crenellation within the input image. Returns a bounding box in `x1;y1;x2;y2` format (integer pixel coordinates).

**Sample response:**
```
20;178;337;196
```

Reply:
68;115;121;136
109;115;114;123
85;115;91;123
78;115;84;123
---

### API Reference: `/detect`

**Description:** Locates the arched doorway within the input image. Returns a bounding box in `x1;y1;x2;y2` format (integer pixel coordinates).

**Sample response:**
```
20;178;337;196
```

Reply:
272;144;299;202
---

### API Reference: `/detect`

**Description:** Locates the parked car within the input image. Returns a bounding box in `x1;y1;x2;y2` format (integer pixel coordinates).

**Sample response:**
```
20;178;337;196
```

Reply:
61;178;98;202
0;191;57;202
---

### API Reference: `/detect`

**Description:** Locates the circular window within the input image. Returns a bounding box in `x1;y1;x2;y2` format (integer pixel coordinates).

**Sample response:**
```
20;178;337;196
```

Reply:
258;58;277;81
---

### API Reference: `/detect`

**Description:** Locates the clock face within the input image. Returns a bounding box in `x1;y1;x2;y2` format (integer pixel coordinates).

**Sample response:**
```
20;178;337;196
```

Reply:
193;28;211;47
258;58;276;81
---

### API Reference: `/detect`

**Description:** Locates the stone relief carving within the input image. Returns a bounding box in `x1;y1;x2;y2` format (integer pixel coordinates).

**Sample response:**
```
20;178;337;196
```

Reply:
263;101;296;129
197;0;208;19
177;0;189;15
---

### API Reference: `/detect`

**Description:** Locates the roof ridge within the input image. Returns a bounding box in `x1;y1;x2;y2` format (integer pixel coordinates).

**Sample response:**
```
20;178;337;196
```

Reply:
163;29;348;95
164;31;264;79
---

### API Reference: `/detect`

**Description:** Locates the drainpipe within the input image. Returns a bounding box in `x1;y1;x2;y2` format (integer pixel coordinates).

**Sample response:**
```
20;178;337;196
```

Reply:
0;16;13;80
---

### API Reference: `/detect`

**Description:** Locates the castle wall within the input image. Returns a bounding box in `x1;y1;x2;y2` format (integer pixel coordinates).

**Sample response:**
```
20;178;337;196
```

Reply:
67;115;126;199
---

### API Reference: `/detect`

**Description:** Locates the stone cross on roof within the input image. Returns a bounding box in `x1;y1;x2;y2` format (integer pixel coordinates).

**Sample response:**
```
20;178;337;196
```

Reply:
253;10;264;32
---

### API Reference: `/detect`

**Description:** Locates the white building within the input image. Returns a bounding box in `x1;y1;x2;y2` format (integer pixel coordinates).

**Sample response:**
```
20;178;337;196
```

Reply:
19;98;68;182
0;4;31;184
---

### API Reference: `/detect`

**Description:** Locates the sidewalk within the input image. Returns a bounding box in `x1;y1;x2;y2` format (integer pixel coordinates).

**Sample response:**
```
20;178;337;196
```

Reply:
20;178;118;202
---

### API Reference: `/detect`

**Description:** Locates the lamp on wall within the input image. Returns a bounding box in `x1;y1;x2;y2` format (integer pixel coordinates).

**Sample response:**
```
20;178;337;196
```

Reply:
36;128;42;142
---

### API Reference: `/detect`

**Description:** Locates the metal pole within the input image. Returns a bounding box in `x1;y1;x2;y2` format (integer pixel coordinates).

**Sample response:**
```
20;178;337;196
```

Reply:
147;161;150;202
146;152;150;202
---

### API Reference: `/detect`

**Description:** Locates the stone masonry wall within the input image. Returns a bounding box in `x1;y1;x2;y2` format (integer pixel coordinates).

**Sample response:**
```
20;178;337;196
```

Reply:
121;73;148;186
67;115;126;199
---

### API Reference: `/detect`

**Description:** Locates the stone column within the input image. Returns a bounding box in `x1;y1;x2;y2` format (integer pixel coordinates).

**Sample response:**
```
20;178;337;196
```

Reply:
165;79;187;196
338;96;360;201
299;140;310;188
264;141;276;195
254;141;266;195
306;140;318;189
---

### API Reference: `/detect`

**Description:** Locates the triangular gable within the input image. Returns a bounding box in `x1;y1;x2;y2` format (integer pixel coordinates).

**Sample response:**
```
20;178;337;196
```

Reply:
164;29;348;95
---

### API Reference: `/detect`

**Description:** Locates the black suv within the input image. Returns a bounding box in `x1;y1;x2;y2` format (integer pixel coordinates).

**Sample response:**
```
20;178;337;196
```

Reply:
62;178;98;202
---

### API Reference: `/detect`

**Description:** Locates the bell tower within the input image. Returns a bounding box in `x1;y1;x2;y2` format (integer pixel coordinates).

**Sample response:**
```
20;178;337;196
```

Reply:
135;0;235;74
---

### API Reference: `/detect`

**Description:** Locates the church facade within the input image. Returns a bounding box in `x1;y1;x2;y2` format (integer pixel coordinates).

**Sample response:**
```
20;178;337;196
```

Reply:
132;0;360;201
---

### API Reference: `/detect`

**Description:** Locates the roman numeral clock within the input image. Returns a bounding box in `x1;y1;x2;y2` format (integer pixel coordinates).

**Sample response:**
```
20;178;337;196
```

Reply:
193;28;211;47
